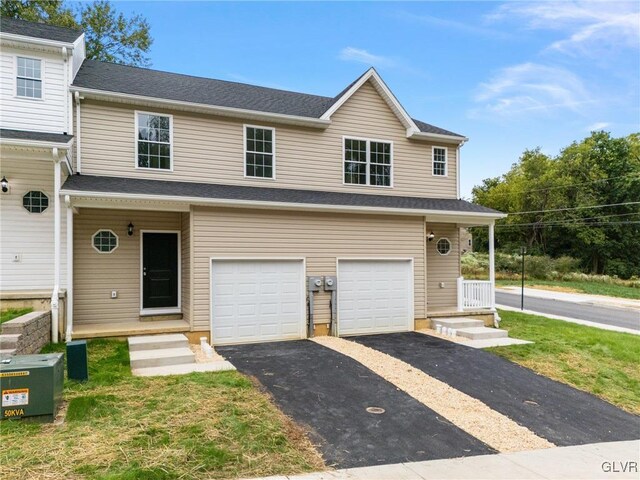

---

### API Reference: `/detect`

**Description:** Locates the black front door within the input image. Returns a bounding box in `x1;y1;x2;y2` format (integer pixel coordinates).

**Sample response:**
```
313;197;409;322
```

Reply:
142;232;178;309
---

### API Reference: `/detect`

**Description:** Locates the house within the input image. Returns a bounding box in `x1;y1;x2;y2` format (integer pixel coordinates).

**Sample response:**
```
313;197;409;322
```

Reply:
0;18;505;346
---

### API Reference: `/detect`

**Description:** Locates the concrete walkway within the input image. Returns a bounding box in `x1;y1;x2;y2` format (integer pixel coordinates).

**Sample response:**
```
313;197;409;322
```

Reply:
245;440;639;480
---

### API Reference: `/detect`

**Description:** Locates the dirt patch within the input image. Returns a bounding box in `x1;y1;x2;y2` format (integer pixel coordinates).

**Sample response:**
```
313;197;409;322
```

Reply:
527;284;581;293
189;344;225;363
313;336;554;453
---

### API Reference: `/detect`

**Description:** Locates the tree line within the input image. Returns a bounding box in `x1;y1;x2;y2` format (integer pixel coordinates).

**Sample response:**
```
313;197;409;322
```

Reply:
471;132;640;279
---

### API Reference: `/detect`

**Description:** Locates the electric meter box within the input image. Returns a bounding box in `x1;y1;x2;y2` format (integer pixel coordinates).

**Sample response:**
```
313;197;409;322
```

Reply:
0;353;64;422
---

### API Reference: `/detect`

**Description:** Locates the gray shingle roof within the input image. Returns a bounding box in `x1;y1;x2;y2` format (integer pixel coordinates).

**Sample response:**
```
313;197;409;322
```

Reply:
1;17;82;43
1;128;73;143
62;174;501;215
73;60;464;137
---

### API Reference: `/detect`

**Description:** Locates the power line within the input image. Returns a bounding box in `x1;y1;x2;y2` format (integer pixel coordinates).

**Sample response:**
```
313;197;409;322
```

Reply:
478;173;639;198
496;221;640;228
498;212;640;226
504;201;640;216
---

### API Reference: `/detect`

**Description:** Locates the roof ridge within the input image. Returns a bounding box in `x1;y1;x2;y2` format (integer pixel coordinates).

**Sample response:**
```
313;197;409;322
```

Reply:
0;16;83;35
80;58;334;100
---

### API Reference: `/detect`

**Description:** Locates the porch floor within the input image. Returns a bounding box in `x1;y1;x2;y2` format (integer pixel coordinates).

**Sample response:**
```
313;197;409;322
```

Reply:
426;306;494;316
72;320;190;339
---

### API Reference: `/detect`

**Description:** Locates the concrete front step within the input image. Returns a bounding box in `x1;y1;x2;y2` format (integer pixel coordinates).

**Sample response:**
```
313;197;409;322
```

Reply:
457;327;508;340
128;333;190;352
132;361;236;377
129;347;195;369
0;334;22;349
433;317;485;329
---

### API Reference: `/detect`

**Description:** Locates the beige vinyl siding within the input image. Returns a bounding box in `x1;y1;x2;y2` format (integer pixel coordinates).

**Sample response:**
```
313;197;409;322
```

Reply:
190;206;426;333
426;223;460;309
73;209;181;326
78;81;457;198
180;211;191;326
0;152;67;290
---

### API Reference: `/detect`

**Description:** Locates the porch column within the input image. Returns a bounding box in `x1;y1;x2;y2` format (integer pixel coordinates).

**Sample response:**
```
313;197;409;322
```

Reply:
51;150;61;343
65;195;74;342
489;221;496;309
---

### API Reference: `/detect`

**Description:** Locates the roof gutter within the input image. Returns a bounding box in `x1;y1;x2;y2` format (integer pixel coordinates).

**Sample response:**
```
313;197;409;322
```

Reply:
60;188;507;222
0;32;76;49
408;130;469;145
69;86;333;129
0;137;74;149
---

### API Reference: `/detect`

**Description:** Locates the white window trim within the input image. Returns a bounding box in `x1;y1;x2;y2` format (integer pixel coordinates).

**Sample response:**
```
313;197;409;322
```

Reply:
436;237;452;256
15;55;44;101
432;146;448;177
92;229;119;254
139;230;181;315
342;135;394;188
134;110;174;172
21;189;50;215
243;124;276;180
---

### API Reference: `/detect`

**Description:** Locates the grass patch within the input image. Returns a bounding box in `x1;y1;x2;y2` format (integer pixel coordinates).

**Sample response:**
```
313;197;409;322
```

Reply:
0;307;33;324
488;310;640;414
497;279;640;299
1;340;323;480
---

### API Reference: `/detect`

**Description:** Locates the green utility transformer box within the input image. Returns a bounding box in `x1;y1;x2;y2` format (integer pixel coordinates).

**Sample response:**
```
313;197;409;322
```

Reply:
0;353;64;422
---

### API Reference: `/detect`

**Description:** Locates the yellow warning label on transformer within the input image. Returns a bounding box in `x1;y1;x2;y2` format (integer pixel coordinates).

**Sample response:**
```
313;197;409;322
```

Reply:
2;388;29;407
0;371;30;378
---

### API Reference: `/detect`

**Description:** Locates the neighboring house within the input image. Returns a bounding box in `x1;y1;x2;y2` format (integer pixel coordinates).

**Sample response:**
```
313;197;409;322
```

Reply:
1;18;504;346
0;18;85;340
460;228;473;254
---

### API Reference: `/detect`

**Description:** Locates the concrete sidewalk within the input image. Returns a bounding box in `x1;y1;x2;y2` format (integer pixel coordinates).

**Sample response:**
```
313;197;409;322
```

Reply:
244;440;640;480
498;286;640;311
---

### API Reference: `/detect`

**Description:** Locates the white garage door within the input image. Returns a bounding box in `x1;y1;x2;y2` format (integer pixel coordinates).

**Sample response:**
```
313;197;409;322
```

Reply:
211;260;305;345
338;260;413;336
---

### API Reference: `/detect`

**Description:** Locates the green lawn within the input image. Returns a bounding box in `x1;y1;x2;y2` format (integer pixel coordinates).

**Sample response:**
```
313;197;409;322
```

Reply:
0;339;323;480
488;310;640;414
0;307;33;324
496;279;640;299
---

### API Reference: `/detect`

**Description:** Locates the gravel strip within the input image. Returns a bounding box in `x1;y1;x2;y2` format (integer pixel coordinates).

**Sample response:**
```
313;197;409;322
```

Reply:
313;336;554;453
189;344;226;363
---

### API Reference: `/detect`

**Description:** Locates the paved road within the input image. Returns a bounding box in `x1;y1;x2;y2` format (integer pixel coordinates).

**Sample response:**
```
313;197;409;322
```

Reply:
496;291;640;331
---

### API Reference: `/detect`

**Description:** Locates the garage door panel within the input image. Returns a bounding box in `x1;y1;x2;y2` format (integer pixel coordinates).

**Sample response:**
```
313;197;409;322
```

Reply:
212;260;304;345
339;260;412;336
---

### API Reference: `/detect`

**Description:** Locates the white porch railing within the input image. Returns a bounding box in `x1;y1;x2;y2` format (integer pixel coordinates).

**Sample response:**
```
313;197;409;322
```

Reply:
457;277;493;310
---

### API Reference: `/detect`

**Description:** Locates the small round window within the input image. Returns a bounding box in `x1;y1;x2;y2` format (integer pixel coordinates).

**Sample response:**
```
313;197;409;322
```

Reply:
92;230;118;254
436;238;451;255
23;191;49;213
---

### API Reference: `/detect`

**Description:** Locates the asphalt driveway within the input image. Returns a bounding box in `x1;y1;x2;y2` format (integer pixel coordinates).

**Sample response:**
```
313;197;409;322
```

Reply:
352;332;640;446
218;340;494;468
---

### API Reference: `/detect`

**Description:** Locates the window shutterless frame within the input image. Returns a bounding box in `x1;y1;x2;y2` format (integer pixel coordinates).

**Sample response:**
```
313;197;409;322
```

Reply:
15;56;44;101
342;136;394;188
134;110;174;172
436;237;452;256
243;124;276;180
432;146;448;177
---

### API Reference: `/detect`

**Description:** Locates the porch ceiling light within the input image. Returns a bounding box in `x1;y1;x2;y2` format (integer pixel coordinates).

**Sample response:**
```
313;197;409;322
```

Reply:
1;176;7;193
427;231;435;242
127;222;134;236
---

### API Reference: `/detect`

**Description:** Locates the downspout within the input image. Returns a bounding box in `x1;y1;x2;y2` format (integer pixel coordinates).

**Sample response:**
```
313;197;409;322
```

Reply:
457;139;467;200
65;195;74;342
74;91;82;173
51;148;61;343
62;46;70;134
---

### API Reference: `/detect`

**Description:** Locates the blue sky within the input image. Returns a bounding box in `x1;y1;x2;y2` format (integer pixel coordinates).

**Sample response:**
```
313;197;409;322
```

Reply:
112;1;639;198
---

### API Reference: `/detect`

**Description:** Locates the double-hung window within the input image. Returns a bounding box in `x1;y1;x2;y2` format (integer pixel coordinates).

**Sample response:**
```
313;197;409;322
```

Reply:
136;112;172;170
17;57;42;99
245;126;275;179
432;146;447;176
344;138;392;187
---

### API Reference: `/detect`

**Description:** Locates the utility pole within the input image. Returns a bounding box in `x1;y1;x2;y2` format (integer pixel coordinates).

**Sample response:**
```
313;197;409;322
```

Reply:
520;246;526;310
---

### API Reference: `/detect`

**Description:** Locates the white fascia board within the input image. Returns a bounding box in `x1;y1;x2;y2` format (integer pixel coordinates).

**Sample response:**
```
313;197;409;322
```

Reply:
60;188;506;221
0;138;74;149
70;87;332;129
320;68;420;135
0;33;76;50
409;130;469;145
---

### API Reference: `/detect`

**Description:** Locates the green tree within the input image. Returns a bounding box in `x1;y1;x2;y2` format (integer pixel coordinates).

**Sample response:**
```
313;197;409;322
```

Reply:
1;0;152;66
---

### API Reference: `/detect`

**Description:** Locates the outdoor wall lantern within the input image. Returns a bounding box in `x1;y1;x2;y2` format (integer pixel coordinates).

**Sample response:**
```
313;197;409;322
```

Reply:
427;231;435;242
1;176;8;193
127;222;135;236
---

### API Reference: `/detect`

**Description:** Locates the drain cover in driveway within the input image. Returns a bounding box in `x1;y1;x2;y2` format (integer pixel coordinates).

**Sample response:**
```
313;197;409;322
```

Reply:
366;407;385;414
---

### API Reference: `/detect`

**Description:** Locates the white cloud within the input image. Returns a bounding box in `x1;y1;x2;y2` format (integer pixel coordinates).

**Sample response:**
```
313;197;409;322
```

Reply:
395;11;509;39
586;122;610;131
487;1;640;56
470;62;594;118
339;47;394;67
